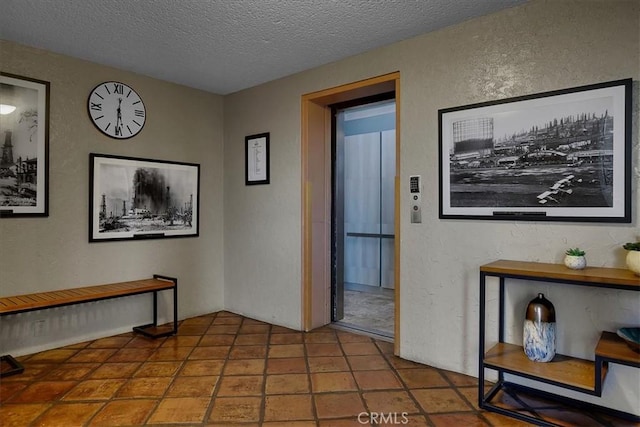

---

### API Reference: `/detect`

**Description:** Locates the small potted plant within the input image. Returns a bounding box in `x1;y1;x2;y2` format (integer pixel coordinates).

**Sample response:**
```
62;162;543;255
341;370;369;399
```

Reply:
623;242;640;276
564;247;586;270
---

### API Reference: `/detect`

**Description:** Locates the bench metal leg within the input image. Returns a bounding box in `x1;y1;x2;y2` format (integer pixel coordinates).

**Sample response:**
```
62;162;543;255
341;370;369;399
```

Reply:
1;354;25;378
133;275;178;339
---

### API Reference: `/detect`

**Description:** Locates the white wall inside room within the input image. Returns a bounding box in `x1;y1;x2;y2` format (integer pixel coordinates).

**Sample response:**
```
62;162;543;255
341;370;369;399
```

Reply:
222;83;304;329
223;0;639;416
0;41;225;357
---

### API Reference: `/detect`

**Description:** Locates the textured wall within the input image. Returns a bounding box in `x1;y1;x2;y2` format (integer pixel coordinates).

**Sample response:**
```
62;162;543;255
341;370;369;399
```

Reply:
223;0;639;414
0;41;225;356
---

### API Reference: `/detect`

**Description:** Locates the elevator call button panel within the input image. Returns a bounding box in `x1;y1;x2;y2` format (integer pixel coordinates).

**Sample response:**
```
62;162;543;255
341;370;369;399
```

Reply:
409;175;422;224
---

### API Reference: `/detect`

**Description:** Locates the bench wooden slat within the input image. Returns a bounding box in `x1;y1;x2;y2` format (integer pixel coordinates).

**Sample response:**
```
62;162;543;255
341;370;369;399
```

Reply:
17;295;41;303
23;294;53;303
37;292;64;301
54;290;86;299
5;298;25;307
0;278;175;316
64;289;88;295
104;284;137;292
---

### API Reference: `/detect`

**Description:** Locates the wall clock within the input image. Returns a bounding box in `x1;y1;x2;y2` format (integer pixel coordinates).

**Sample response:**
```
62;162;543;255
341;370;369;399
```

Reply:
88;81;146;139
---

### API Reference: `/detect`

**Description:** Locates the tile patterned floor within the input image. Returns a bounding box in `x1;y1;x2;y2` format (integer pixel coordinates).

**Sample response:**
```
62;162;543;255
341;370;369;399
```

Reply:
0;311;638;426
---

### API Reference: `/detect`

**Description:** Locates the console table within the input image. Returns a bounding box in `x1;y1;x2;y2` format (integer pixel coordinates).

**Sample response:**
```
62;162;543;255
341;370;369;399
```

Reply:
479;260;639;426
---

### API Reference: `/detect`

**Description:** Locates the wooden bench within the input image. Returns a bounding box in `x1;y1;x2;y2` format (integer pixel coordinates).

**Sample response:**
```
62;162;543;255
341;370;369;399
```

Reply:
0;274;177;378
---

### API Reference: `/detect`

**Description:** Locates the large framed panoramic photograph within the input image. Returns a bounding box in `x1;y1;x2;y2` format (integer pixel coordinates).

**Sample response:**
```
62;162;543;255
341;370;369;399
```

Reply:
439;79;631;222
0;72;49;217
90;154;200;242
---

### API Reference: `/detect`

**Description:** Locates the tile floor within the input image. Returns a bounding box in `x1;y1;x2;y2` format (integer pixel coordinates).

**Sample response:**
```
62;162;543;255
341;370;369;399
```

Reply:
0;311;637;426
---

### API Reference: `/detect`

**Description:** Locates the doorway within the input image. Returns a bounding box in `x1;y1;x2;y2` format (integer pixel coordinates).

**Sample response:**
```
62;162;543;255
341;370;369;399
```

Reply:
332;96;396;338
301;72;400;354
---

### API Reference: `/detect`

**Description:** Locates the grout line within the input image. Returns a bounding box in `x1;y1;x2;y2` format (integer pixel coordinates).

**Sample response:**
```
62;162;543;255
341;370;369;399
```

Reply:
259;318;271;424
196;313;220;426
302;328;320;425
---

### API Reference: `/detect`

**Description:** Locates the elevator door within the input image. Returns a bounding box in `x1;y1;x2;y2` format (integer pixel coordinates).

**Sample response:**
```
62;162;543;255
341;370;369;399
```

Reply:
333;98;395;336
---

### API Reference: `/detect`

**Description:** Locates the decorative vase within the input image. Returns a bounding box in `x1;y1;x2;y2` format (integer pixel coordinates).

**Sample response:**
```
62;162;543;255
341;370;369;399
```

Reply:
626;251;640;276
564;255;586;270
617;327;640;353
523;293;556;362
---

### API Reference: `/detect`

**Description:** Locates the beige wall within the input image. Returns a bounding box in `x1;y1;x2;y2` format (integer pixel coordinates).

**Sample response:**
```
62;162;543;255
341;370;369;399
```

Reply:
0;41;225;355
224;0;639;414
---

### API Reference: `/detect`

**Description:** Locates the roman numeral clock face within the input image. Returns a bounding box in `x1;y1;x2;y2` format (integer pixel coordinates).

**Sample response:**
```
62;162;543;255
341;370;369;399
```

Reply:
88;81;146;139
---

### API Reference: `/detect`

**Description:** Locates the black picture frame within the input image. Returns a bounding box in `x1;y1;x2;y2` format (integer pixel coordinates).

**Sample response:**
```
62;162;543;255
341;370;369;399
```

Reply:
89;153;200;242
245;132;270;185
0;72;50;217
438;78;632;223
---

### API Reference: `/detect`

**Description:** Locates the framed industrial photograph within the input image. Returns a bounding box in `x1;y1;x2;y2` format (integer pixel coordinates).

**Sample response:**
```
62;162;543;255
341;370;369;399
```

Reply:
245;132;270;185
0;72;50;217
438;78;632;222
90;153;200;242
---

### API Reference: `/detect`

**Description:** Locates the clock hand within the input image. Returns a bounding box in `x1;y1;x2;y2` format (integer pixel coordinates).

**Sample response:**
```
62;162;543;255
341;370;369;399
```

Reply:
115;98;123;135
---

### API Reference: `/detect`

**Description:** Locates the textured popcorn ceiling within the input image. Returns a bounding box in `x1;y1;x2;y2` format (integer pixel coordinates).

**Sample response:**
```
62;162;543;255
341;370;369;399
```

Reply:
0;0;526;94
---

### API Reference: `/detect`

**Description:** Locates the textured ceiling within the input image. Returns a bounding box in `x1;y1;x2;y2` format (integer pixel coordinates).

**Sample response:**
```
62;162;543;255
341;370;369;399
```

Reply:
0;0;527;95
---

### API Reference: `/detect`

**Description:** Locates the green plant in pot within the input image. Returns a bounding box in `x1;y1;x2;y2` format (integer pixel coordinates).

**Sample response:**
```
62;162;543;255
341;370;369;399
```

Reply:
623;242;640;276
564;247;586;270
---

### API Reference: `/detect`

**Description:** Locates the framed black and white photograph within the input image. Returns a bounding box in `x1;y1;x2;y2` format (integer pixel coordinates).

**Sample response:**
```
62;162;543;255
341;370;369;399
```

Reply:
90;154;200;242
438;79;631;222
245;132;270;185
0;72;49;217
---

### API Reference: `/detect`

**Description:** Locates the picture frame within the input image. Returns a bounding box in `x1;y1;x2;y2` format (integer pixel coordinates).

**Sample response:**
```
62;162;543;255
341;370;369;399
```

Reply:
89;153;200;242
0;72;50;217
438;79;632;223
245;132;270;185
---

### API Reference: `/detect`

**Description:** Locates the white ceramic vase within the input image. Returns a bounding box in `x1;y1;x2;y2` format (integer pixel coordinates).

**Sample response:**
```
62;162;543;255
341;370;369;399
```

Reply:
626;251;640;276
564;255;586;270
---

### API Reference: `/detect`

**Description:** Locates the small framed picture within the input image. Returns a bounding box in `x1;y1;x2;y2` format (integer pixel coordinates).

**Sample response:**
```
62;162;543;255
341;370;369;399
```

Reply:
245;132;270;185
0;72;50;217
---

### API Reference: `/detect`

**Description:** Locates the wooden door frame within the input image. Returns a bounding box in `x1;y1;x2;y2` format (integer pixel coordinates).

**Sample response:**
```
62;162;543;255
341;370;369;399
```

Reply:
301;72;401;355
